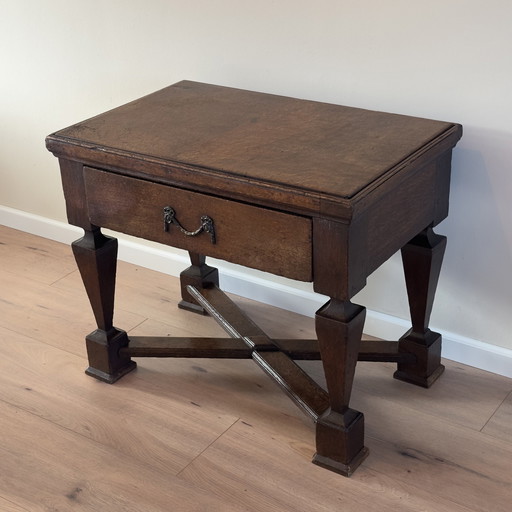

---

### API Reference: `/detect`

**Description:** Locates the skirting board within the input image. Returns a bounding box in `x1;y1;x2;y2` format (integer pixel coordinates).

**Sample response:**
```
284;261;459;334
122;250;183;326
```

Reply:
2;204;511;379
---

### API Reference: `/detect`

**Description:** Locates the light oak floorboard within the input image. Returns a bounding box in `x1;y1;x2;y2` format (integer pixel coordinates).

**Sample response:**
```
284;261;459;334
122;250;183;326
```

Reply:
482;391;512;442
300;359;512;432
0;225;77;285
0;400;243;511
0;268;145;358
0;326;239;475
0;495;30;512
179;419;475;512
1;226;511;511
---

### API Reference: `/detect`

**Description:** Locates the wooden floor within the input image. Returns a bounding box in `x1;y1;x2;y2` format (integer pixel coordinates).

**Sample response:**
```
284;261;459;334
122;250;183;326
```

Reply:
1;224;511;511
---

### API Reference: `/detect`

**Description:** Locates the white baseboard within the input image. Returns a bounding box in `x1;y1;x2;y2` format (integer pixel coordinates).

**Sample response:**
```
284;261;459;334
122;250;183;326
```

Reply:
2;204;511;379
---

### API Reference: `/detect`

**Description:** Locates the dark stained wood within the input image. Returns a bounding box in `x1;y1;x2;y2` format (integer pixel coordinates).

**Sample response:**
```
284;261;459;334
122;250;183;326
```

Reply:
71;228;136;383
46;81;462;477
58;158;90;228
122;337;415;363
402;227;447;334
312;217;367;300
274;339;416;363
71;228;117;333
253;350;330;421
178;253;219;314
358;340;416;363
356;160;448;279
187;285;277;351
313;299;368;476
122;336;253;359
272;338;323;360
185;285;331;419
83;167;312;281
46;81;461;217
394;227;447;388
312;157;454;300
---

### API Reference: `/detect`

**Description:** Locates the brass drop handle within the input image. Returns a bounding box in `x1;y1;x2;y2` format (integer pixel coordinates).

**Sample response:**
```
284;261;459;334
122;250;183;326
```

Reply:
163;206;216;244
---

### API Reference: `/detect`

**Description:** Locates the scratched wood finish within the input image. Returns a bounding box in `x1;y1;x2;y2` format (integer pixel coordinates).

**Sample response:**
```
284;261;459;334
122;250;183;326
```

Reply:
1;227;512;511
46;81;459;208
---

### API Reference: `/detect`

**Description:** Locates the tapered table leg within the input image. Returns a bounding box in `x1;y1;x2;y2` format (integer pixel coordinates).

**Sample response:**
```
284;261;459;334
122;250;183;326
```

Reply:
72;227;136;383
312;299;369;476
178;252;219;314
394;227;446;388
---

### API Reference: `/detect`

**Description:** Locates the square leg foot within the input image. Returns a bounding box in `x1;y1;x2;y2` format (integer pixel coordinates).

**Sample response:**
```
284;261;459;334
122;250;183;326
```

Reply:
313;446;369;477
394;329;444;388
179;258;218;315
85;329;136;384
178;299;208;315
314;409;367;477
394;363;445;389
85;360;137;384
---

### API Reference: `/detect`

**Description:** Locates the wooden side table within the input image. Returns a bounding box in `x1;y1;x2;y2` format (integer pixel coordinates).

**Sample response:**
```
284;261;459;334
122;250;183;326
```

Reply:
46;81;462;476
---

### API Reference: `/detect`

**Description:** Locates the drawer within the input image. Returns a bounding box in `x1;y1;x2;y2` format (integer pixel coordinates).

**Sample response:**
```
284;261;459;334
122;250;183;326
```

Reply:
83;168;312;281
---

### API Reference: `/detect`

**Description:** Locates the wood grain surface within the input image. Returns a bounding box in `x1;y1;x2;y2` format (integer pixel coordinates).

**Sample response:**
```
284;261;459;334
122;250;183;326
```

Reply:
47;81;455;198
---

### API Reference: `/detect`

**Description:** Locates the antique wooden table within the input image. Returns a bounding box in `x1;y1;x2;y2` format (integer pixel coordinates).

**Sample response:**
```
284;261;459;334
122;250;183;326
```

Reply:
46;81;462;476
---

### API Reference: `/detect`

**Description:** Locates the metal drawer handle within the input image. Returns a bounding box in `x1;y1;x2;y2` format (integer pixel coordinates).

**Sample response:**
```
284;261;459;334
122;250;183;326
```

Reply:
163;206;216;244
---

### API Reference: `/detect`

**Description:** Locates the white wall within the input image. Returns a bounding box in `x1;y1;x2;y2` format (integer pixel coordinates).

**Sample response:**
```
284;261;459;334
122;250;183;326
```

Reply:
1;2;511;358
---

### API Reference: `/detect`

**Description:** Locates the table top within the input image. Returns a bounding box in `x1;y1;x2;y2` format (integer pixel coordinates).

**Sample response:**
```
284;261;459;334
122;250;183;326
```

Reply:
47;81;461;214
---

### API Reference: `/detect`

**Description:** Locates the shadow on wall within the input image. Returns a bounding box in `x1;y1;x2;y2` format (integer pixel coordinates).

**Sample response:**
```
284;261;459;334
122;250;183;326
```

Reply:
436;127;512;347
355;127;512;349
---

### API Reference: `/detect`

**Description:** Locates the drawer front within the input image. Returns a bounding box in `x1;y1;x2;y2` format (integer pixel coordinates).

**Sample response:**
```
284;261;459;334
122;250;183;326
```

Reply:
83;168;312;281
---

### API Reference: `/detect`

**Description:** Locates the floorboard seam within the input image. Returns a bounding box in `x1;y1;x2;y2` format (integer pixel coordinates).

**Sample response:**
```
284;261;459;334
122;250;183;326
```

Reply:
175;417;241;478
49;268;79;287
479;390;511;433
0;323;88;361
